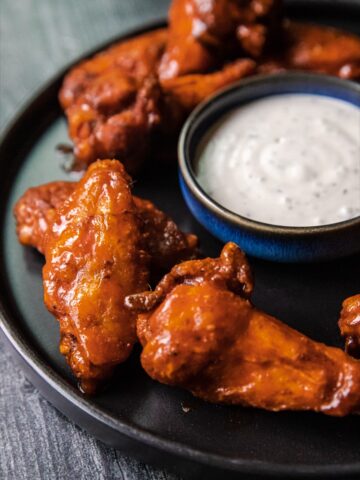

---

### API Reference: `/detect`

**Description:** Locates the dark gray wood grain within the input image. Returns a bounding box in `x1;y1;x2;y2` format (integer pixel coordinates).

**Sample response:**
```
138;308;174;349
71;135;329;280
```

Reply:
0;1;180;479
0;338;179;480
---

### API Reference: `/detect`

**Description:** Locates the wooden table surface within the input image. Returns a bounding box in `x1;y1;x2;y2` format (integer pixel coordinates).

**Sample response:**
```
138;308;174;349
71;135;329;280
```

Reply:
0;1;179;478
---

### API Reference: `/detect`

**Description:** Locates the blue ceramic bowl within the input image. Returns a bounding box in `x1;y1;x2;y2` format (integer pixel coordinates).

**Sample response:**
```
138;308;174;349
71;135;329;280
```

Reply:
178;72;360;262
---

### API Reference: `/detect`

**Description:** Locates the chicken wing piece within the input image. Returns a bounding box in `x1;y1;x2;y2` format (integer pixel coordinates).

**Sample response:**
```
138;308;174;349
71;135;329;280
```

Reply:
159;0;283;79
14;180;198;274
258;21;360;80
126;243;360;416
134;197;198;274
126;241;253;312
63;76;162;173
13;181;76;254
339;295;360;359
161;59;255;113
59;29;167;172
42;160;149;393
60;29;168;109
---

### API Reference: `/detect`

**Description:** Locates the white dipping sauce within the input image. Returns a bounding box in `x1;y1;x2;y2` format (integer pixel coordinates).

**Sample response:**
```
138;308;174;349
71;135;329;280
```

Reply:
196;94;360;227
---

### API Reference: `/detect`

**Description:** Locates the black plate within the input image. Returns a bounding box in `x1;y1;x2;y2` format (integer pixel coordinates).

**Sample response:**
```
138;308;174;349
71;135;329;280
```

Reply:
1;2;360;479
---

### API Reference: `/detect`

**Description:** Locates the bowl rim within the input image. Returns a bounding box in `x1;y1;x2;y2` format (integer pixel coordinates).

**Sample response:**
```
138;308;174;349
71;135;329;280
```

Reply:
178;72;360;237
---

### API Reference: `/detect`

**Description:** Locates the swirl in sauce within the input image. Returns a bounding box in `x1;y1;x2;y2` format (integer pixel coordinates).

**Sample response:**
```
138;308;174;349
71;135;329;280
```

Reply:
196;94;360;227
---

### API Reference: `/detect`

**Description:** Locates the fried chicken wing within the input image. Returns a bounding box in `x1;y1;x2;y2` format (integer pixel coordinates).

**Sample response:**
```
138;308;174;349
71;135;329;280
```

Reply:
159;0;283;79
64;76;162;173
14;180;198;274
13;181;76;254
339;295;360;359
60;29;168;109
59;29;167;172
126;243;360;416
162;59;255;112
134;197;198;274
258;21;360;79
42;160;149;393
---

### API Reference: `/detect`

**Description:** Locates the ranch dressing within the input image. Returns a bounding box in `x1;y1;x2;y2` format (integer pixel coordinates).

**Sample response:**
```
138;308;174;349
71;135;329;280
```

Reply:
195;94;360;227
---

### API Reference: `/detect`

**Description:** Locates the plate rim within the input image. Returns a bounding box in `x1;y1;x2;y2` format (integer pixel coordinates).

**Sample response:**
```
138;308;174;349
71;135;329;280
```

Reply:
1;5;360;478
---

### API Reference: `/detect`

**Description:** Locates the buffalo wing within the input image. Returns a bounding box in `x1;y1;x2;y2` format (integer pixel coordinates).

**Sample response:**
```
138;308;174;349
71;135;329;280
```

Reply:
59;29;167;171
159;0;283;79
259;21;360;79
134;197;198;274
162;59;255;112
14;180;198;275
339;295;360;359
43;160;149;393
126;243;360;416
14;181;76;254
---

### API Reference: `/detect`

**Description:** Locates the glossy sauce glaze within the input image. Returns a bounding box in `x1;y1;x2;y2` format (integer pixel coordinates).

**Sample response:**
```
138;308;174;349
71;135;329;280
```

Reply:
126;243;360;417
196;94;360;227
